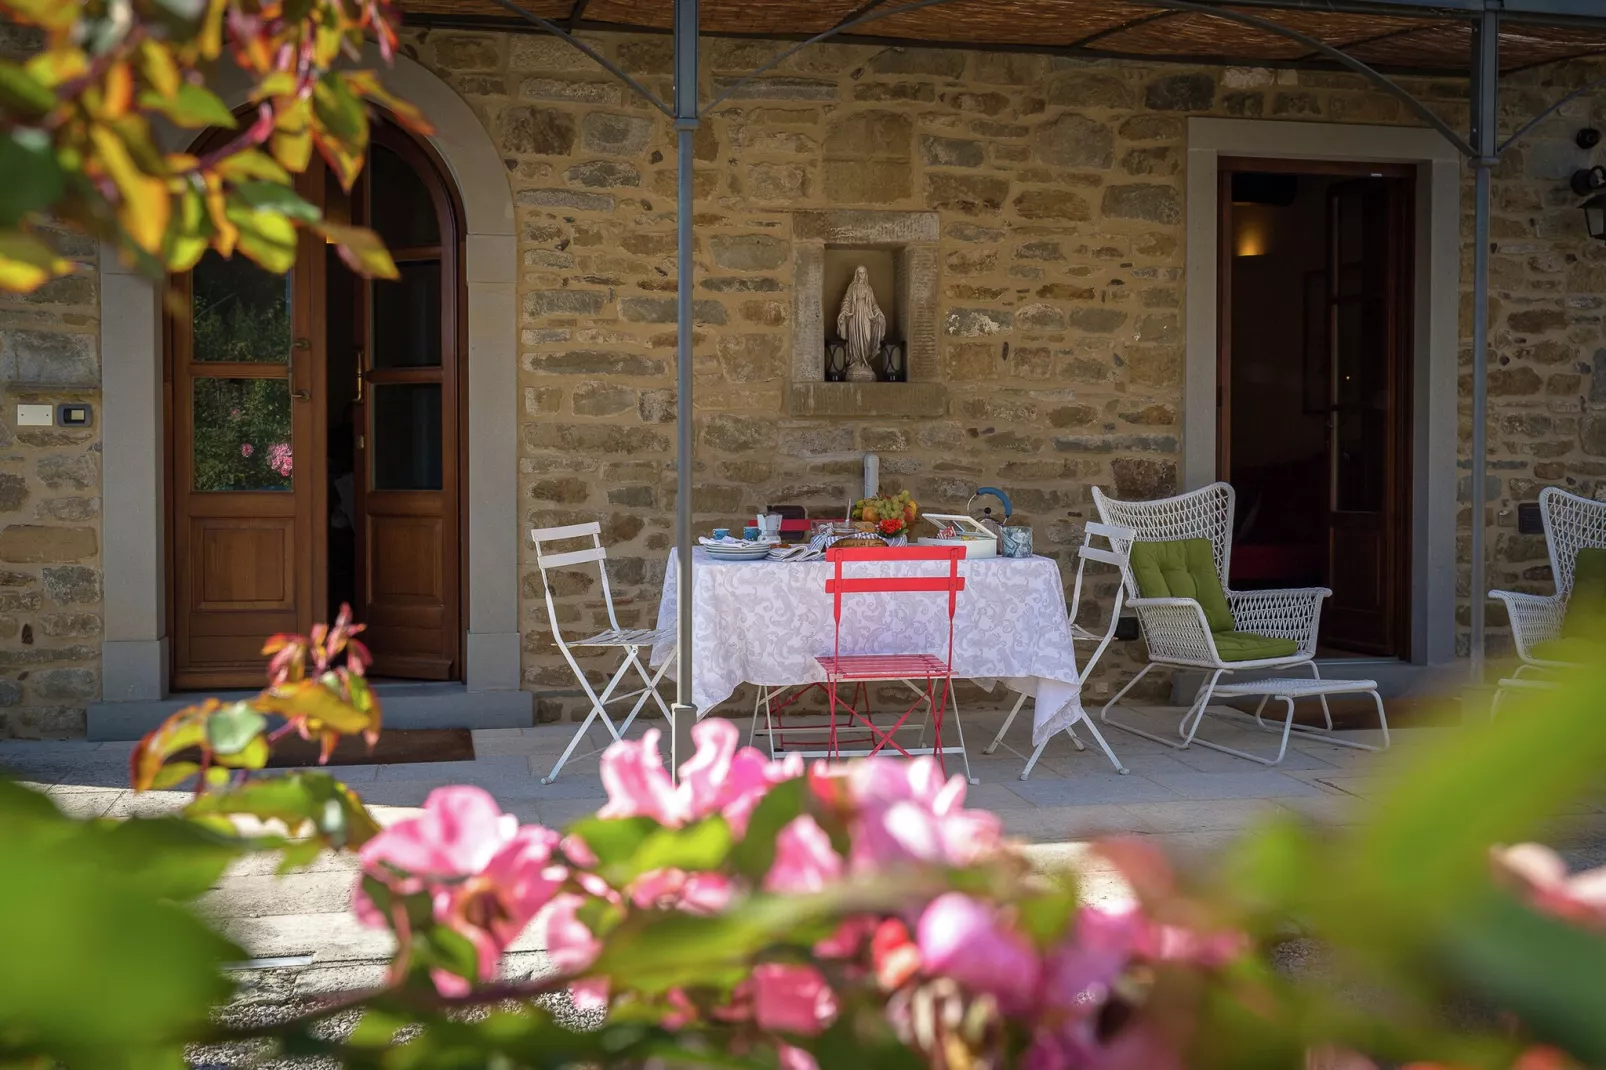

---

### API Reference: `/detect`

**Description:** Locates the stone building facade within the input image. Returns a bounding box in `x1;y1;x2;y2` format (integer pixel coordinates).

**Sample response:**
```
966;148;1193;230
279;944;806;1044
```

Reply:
2;21;1605;735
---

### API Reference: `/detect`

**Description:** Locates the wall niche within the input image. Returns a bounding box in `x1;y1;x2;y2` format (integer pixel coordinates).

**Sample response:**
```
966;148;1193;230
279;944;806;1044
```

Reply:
789;210;945;418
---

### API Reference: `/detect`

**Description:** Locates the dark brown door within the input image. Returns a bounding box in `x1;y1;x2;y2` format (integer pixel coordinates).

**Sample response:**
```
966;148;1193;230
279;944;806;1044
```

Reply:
1323;178;1408;654
350;127;461;680
169;176;325;689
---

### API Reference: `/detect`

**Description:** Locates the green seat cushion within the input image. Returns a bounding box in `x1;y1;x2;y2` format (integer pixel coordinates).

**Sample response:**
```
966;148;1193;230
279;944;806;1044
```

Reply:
1212;630;1301;663
1129;538;1236;633
1530;636;1606;665
1562;547;1606;640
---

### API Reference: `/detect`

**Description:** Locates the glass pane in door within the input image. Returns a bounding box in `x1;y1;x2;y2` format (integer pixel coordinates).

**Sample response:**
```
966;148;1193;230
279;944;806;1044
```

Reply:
372;261;443;368
370;144;441;248
191;251;292;364
192;378;293;491
372;383;442;490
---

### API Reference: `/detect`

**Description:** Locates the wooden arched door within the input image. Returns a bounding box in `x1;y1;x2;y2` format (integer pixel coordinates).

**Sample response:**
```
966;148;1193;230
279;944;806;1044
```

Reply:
168;120;462;688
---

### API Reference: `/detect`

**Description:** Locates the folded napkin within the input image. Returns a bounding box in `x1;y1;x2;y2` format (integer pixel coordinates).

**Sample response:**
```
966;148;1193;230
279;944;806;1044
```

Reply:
699;536;755;547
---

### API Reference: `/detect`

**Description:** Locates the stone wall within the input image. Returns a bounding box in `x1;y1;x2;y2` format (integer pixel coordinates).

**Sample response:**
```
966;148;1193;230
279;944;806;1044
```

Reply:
6;19;1606;733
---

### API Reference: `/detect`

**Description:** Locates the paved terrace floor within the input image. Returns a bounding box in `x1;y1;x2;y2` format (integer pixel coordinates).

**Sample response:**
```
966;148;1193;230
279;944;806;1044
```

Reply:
7;704;1606;999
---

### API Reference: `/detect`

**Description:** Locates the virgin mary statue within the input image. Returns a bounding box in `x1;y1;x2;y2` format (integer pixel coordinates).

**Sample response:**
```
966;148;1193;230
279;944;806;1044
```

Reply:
836;265;886;383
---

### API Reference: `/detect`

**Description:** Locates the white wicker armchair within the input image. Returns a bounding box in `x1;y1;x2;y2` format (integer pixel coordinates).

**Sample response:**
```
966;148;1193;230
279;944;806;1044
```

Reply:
1092;483;1332;749
1490;486;1606;672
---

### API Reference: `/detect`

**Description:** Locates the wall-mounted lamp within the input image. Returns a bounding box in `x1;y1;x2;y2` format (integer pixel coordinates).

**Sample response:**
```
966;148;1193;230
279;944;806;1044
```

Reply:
1572;166;1606;241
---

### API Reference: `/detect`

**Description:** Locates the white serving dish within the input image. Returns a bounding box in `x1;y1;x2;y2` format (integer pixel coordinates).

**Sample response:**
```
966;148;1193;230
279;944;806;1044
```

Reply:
915;513;999;559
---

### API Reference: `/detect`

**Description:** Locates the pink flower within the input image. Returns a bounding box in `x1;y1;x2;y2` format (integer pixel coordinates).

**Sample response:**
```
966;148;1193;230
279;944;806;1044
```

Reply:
843;757;1002;871
631;868;735;915
917;893;1041;1014
239;442;254;458
354;788;565;995
229;407;242;418
597;719;800;836
1495;843;1606;928
751;964;838;1036
542;893;607;1011
778;1044;821;1070
267;442;293;477
1036;907;1142;1017
765;815;842;894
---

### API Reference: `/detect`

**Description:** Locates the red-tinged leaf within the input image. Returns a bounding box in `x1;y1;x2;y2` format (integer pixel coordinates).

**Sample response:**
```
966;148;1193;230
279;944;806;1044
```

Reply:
135;40;181;98
131;700;216;792
316;221;397;280
255;677;379;736
344;70;434;137
0;231;73;292
24;48;88;90
139;82;235;129
0;61;56;120
97;61;135;118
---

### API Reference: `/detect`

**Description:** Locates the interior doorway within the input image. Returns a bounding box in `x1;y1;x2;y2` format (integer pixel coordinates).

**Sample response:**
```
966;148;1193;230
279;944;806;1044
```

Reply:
1217;158;1414;659
167;119;464;689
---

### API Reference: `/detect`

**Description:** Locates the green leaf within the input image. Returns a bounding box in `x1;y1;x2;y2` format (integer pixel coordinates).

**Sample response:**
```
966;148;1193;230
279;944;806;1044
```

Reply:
0;60;57;118
0;129;63;228
139;82;236;130
0;783;242;1067
571;815;660;867
616;817;734;885
214;149;290;185
204;700;267;757
729;776;806;881
95;816;246;901
1016;882;1078;949
186;771;381;850
230;181;320;223
225;201;297;275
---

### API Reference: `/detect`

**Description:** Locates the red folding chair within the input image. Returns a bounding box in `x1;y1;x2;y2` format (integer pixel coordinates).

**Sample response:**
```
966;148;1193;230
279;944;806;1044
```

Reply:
815;545;970;778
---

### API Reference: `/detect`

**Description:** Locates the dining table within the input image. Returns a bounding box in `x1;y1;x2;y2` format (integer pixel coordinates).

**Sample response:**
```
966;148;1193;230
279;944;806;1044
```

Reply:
650;547;1087;747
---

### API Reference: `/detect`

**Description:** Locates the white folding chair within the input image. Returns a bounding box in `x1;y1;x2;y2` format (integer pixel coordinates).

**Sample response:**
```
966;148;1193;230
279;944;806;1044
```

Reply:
531;523;675;783
984;521;1133;779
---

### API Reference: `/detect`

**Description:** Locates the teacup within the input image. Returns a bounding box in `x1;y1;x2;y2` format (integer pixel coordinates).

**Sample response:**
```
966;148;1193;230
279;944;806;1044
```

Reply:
712;527;730;540
743;526;761;541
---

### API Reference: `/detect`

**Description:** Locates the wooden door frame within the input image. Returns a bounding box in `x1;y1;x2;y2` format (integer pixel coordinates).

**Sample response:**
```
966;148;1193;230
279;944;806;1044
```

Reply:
1214;156;1416;659
163;115;469;685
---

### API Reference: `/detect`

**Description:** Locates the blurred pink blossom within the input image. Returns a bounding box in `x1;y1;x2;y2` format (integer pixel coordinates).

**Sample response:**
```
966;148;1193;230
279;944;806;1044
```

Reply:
917;892;1041;1014
765;815;842;894
239;442;254;458
542;893;607;1011
1495;843;1606;928
354;787;564;995
841;756;1002;871
630;868;734;914
599;719;800;835
750;964;838;1035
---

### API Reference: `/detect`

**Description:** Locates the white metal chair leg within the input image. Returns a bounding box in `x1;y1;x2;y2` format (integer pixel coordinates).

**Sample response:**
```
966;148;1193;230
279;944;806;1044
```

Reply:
985;692;1028;755
1188;697;1295;765
1077;716;1129;775
942;684;977;785
1103;664;1223;752
1305;660;1333;730
613;647;674;740
749;686;763;747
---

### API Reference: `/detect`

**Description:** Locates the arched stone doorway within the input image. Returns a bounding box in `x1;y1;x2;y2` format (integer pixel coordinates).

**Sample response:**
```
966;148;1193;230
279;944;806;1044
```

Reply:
96;50;521;726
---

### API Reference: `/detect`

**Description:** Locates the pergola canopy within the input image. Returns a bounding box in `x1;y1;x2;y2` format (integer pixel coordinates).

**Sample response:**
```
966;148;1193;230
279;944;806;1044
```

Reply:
402;0;1606;76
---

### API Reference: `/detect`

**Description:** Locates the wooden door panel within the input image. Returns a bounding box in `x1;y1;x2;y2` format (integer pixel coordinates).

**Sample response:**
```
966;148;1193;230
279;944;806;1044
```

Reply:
367;516;443;602
193;518;294;609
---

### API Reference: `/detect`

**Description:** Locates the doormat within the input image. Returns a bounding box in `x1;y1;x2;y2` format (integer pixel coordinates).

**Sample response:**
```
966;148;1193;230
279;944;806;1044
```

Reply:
263;728;476;767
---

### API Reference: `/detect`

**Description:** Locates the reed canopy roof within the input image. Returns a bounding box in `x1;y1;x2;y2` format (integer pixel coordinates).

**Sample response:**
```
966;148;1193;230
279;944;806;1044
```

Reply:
400;0;1606;77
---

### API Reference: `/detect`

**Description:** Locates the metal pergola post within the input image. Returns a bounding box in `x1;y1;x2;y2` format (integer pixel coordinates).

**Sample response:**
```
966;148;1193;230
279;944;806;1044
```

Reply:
671;0;699;777
1469;8;1499;683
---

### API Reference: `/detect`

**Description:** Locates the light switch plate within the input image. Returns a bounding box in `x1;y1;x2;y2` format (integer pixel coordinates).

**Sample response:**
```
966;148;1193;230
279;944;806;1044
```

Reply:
16;404;52;427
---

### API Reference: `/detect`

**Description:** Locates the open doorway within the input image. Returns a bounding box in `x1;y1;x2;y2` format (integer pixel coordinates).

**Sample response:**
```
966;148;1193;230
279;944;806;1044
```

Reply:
167;118;463;689
1218;158;1414;659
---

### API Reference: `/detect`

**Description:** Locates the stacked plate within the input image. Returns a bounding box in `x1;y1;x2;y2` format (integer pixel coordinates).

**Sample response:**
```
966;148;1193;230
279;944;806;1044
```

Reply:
701;542;773;561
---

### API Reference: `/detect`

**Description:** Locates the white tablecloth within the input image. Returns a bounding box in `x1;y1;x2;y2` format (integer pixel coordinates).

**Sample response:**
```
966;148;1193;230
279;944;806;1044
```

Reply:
651;549;1086;745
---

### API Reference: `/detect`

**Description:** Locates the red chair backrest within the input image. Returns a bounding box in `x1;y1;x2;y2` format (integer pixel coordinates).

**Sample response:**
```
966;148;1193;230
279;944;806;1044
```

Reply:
824;546;966;670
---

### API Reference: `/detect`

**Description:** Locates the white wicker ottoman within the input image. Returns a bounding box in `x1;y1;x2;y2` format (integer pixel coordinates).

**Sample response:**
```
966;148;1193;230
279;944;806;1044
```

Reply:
1188;677;1391;766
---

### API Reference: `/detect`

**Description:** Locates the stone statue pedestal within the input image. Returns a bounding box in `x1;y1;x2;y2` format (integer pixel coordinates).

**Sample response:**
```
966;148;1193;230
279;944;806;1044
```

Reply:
846;361;877;383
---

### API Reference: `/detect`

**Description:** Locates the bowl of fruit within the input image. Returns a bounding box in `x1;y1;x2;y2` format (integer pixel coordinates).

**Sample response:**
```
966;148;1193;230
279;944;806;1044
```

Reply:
851;490;918;543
